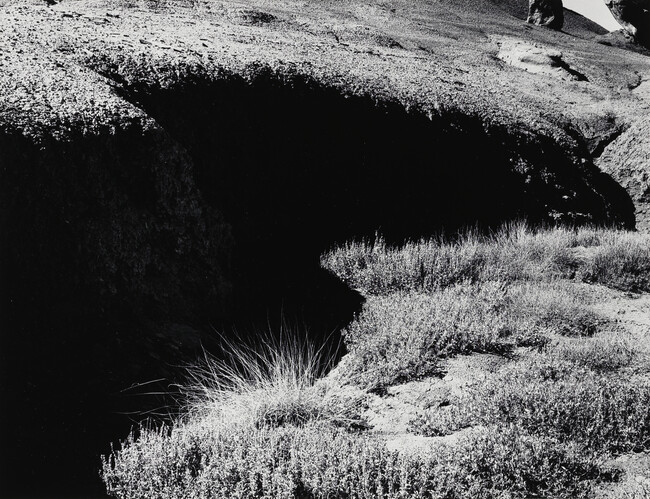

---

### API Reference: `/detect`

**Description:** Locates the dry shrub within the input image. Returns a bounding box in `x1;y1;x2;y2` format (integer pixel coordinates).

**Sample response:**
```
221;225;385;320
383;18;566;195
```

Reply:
321;223;650;295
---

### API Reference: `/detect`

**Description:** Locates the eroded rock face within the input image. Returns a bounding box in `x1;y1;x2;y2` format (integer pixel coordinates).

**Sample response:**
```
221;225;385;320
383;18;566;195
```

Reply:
528;0;565;30
597;119;650;231
605;0;650;47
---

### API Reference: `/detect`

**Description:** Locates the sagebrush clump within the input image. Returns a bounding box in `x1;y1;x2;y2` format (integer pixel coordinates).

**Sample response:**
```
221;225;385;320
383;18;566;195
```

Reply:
339;279;609;391
103;419;606;498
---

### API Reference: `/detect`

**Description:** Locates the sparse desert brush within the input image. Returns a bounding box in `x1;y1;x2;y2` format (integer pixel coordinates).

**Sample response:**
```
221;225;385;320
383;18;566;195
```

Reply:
415;355;650;454
339;279;608;390
100;321;610;499
554;333;635;372
340;283;513;391
102;414;604;498
103;224;650;498
321;223;650;294
578;231;650;292
507;280;607;337
430;425;606;499
320;232;487;295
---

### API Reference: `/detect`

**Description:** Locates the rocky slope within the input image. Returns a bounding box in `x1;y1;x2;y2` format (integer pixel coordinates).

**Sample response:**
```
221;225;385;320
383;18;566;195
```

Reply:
0;0;649;497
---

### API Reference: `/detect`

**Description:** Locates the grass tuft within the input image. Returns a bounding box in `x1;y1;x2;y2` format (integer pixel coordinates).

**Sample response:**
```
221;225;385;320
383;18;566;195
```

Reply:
178;330;360;430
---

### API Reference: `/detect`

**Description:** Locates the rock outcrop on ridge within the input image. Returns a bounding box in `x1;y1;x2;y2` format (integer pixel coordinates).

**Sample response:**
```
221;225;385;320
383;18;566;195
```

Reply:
0;0;649;497
528;0;565;29
605;0;650;47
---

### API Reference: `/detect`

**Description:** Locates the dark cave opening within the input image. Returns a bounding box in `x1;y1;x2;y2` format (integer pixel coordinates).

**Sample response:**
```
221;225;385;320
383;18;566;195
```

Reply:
0;72;635;498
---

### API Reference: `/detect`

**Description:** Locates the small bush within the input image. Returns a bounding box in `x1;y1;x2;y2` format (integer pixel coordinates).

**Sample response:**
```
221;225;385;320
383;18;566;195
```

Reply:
340;280;607;390
507;281;606;337
340;283;513;391
102;422;603;499
554;334;635;372
579;233;650;292
414;357;650;454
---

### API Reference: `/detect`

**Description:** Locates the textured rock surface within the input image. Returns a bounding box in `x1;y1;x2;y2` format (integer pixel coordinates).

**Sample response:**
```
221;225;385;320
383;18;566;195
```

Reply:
598;118;650;232
1;0;650;496
496;37;587;80
528;0;565;29
605;0;650;47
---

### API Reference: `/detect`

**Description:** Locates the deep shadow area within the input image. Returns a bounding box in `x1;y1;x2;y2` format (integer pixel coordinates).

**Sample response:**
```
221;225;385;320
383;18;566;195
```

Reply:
0;71;634;498
126;71;633;328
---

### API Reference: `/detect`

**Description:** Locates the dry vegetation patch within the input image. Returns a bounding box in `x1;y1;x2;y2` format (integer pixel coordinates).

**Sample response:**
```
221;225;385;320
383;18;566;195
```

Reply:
103;225;650;498
321;224;650;294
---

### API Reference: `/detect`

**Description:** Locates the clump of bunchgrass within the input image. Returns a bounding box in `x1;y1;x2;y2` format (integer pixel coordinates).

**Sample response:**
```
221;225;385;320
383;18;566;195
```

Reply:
102;224;650;498
179;329;357;430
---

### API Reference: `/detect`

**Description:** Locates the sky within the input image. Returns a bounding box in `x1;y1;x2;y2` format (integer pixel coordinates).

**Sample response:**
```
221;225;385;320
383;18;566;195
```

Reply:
563;0;622;31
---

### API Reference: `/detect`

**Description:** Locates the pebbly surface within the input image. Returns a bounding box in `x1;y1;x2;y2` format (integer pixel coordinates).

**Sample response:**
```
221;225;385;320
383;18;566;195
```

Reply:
1;0;649;222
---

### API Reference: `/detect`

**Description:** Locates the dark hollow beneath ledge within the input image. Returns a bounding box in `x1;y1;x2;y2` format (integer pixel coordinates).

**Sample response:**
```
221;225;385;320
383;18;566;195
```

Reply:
0;71;635;498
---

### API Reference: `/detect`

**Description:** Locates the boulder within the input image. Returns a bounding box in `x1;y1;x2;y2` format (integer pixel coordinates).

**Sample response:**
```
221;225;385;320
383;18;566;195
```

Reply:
605;0;650;47
528;0;565;30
